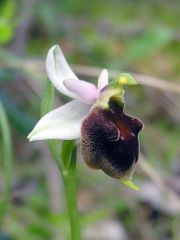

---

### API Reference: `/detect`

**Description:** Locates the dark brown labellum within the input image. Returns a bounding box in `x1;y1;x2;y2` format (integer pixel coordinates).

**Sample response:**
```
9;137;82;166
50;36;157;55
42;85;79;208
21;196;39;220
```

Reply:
81;96;144;179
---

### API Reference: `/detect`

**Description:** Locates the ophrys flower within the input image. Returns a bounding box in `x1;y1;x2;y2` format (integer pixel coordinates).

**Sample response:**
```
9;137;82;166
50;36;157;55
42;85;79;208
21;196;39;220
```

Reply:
28;45;143;188
28;45;109;141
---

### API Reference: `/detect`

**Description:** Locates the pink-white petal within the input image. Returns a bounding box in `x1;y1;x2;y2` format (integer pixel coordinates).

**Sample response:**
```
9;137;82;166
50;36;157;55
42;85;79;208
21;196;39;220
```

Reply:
28;100;90;141
98;69;109;91
46;45;78;98
64;78;97;104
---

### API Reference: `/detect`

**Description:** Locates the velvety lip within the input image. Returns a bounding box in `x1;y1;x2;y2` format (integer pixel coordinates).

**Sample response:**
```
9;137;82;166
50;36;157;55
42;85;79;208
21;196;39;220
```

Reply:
81;96;143;179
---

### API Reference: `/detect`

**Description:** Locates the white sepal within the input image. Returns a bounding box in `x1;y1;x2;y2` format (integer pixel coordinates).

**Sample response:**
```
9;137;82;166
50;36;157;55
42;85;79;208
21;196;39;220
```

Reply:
28;100;90;141
46;45;78;98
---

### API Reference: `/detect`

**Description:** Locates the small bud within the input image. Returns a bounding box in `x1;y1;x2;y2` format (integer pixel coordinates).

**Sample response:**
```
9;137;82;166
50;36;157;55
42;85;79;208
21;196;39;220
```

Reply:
117;73;137;85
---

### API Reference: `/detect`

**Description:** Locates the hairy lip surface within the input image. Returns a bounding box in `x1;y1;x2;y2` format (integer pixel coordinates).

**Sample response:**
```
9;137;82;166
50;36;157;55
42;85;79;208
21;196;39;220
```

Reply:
81;97;143;179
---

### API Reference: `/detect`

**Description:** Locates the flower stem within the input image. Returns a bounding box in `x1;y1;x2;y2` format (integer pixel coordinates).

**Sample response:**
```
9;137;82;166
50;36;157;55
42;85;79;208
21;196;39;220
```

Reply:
41;81;81;239
63;169;81;240
48;141;81;240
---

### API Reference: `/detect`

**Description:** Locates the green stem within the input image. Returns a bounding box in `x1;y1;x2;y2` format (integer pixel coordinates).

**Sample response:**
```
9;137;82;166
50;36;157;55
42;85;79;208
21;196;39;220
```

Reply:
41;80;81;239
48;141;81;240
0;102;12;222
63;170;81;240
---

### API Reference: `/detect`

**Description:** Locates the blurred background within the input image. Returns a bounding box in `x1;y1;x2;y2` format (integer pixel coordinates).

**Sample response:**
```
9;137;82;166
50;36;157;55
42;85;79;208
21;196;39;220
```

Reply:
0;0;180;239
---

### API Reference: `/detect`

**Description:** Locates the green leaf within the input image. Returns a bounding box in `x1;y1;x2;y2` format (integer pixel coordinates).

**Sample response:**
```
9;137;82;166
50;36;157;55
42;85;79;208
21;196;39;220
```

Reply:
40;79;55;116
69;145;77;170
61;140;75;168
40;79;64;170
0;0;16;20
0;0;16;44
121;28;172;67
0;21;13;44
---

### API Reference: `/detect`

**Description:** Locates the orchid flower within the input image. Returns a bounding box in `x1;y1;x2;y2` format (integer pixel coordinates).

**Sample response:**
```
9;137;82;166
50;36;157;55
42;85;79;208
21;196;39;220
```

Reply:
28;45;143;189
28;45;109;141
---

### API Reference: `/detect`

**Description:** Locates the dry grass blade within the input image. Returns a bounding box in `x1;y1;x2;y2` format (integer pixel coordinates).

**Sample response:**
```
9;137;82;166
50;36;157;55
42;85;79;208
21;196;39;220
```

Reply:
18;60;180;94
0;47;180;94
73;64;180;95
